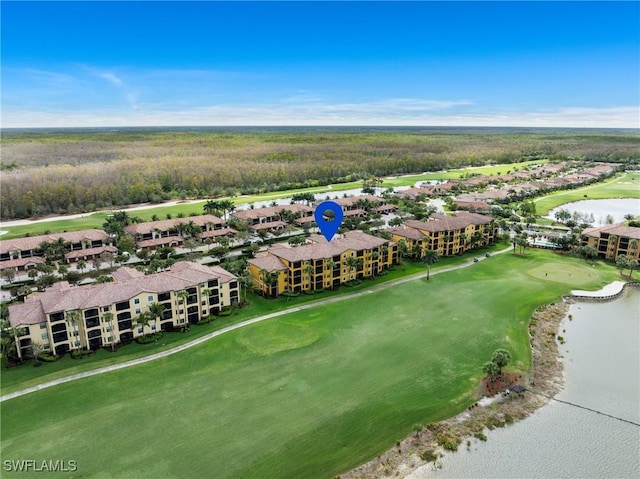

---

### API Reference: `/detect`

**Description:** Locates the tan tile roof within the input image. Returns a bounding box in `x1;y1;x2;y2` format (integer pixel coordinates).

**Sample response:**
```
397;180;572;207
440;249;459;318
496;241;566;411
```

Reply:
395;187;435;199
0;256;45;270
295;216;316;224
454;201;492;211
327;195;382;207
388;226;424;241
1;229;109;254
405;211;494;233
582;224;640;240
248;253;288;271
201;228;237;238
124;215;224;235
110;267;145;282
251;221;288;230
136;237;184;248
343;209;367;217
64;245;118;260
232;204;312;221
8;300;46;327
261;231;391;263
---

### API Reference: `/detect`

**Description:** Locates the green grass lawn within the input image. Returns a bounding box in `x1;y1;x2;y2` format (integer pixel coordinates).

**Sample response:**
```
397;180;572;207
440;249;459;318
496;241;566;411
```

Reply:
1;246;507;395
0;250;619;479
534;172;640;215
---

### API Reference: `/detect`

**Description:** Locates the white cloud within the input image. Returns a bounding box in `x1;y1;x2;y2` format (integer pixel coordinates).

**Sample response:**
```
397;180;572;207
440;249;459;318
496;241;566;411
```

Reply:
2;102;638;129
98;72;123;86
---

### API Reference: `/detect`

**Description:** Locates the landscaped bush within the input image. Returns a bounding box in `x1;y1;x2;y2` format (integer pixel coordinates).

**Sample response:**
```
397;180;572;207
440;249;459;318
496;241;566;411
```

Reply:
70;349;95;359
218;307;234;317
37;353;61;362
135;332;164;344
196;316;215;325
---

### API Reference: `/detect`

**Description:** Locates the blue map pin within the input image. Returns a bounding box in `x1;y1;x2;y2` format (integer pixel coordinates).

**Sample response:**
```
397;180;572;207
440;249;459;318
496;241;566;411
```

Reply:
314;201;344;242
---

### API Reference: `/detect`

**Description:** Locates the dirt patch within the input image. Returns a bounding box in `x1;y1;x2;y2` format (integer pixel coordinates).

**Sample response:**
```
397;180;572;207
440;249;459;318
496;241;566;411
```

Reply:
341;301;568;479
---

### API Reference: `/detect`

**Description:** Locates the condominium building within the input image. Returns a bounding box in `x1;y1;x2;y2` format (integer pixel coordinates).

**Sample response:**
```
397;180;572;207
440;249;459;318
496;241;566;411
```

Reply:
8;262;239;358
124;214;235;250
231;204;313;233
388;211;498;258
247;230;398;297
582;223;640;260
0;229;115;271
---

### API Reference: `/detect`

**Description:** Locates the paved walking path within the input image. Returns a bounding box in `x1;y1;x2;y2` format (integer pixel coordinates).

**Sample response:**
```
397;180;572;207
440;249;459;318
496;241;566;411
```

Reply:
1;247;512;403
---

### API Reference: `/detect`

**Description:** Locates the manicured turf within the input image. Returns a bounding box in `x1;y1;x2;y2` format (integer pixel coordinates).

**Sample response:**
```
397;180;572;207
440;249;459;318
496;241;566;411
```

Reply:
534;172;640;215
0;248;501;395
0;251;619;478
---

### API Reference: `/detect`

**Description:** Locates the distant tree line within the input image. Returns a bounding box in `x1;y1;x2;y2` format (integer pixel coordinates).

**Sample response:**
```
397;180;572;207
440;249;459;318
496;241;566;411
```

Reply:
1;131;638;219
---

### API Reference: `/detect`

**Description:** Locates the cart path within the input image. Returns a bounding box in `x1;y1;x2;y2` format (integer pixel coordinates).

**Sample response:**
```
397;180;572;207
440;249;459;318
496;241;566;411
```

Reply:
1;246;512;403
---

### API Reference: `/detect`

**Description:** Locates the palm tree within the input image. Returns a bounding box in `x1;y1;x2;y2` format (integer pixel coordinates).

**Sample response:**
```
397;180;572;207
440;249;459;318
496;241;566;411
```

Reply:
397;239;409;258
76;259;87;274
344;256;362;281
31;342;44;362
303;262;314;285
102;311;116;351
147;302;165;333
135;311;151;337
421;249;439;280
177;290;189;328
258;268;269;296
266;271;280;297
203;199;220;216
65;310;81;350
0;327;18;366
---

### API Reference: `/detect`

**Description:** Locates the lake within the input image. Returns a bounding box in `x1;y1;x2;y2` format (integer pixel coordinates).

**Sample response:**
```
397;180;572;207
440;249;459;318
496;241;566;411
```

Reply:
547;198;640;225
408;286;640;479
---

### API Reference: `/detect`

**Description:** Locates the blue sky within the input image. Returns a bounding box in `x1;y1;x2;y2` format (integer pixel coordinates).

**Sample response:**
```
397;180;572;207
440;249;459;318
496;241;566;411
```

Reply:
2;1;639;128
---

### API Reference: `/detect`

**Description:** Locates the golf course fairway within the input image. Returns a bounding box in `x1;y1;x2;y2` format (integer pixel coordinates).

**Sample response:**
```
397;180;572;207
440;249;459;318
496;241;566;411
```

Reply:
0;250;619;478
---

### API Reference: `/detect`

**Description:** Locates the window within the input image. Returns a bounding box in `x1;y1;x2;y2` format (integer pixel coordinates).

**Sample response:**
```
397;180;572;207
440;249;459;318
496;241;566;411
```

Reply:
43;344;50;350
135;308;141;314
147;295;154;302
41;333;48;340
102;306;110;312
40;323;47;329
134;298;140;305
75;340;81;346
115;301;130;311
138;328;143;333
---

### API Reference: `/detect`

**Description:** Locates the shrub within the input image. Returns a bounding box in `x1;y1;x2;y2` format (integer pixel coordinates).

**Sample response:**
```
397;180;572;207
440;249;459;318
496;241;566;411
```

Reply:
38;353;61;363
474;432;487;441
419;449;438;462
196;316;215;325
135;332;164;344
70;349;94;359
435;431;461;451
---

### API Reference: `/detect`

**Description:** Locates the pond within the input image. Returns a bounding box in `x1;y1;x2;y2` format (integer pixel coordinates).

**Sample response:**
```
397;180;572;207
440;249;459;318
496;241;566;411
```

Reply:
408;287;640;479
547;198;640;225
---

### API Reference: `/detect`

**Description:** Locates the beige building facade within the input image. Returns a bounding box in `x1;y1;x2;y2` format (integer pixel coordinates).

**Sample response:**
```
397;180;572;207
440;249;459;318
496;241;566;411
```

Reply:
8;262;239;358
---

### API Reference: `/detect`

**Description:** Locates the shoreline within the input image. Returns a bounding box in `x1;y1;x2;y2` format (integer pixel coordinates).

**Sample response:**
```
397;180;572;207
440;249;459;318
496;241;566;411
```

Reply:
342;282;637;479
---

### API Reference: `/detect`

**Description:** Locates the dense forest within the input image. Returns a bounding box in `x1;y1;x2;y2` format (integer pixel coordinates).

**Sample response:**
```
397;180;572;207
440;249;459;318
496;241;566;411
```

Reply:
1;129;638;219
